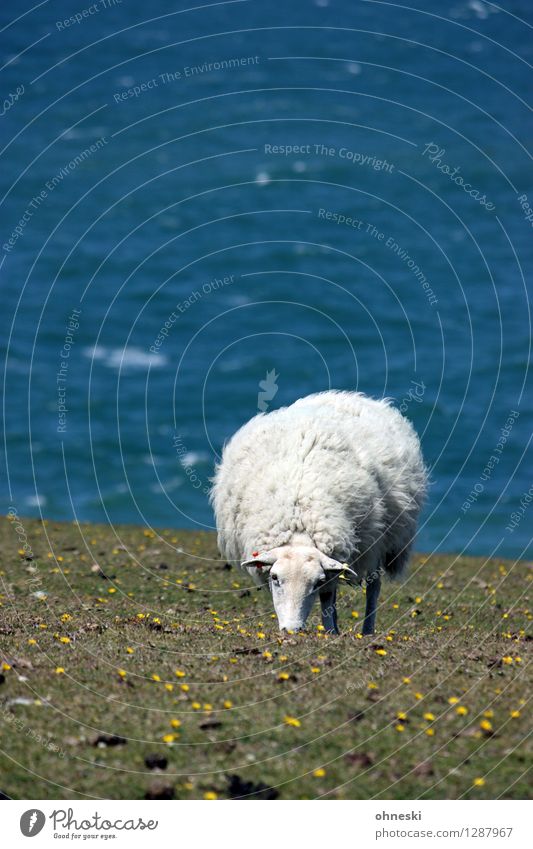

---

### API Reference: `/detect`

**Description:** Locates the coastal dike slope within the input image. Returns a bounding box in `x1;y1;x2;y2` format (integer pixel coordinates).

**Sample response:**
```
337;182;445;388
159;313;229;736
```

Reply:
0;516;530;800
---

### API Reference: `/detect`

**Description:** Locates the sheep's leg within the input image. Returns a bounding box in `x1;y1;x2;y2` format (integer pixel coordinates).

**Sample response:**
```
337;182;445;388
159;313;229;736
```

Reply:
319;584;338;634
362;575;381;635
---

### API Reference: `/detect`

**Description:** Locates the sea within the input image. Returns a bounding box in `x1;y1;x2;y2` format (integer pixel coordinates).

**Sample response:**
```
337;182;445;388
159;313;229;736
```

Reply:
1;0;532;558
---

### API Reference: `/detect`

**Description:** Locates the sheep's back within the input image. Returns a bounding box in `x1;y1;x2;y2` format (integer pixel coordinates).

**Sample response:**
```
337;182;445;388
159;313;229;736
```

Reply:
212;391;426;565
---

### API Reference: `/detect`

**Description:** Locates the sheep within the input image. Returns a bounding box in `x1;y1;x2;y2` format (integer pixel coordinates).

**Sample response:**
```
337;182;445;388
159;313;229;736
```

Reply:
210;390;427;635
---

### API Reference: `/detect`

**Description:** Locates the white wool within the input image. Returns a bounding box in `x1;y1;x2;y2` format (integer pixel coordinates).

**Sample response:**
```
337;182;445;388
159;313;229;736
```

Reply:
211;390;427;580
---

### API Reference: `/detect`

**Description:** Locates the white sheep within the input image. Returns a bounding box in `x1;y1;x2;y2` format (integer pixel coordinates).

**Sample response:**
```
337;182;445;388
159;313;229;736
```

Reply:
210;390;427;634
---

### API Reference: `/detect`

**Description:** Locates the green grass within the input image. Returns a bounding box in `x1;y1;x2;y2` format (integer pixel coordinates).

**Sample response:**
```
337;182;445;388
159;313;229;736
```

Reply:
0;515;530;800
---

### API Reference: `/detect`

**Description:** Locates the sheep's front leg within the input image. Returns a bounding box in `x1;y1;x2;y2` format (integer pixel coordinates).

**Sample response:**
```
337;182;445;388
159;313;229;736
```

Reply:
362;574;381;635
319;583;338;634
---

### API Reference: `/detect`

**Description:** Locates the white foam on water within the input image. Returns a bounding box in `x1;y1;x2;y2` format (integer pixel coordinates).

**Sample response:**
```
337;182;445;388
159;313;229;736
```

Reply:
84;346;167;370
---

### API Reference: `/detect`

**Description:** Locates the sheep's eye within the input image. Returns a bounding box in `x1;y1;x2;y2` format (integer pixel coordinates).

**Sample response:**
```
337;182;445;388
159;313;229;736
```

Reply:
270;574;279;584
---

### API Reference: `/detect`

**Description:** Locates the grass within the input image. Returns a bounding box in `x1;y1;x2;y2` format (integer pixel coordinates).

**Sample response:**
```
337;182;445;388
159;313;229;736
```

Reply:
0;515;530;800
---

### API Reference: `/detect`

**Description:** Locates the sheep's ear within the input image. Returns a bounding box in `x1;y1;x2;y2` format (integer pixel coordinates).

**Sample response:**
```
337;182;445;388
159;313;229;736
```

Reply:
320;554;358;581
241;550;277;571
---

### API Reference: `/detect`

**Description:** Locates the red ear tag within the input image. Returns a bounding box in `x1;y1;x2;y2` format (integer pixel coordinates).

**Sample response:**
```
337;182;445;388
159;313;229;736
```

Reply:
252;551;259;557
256;563;263;570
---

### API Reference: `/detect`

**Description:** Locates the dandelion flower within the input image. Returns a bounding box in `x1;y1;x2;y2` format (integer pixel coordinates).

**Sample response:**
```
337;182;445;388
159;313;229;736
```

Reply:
180;683;190;692
395;723;405;732
423;712;436;721
191;702;201;710
402;677;411;684
117;668;127;678
174;669;185;677
162;734;176;744
456;706;468;716
483;710;494;718
223;700;233;709
278;672;290;681
284;715;301;728
375;648;387;656
126;647;134;654
510;710;520;718
351;611;359;618
165;683;174;692
55;667;65;674
448;696;459;705
204;791;217;800
397;712;408;721
480;719;492;732
425;728;435;736
151;674;161;682
311;667;320;674
59;636;71;644
473;777;485;787
28;639;37;646
414;692;424;700
313;768;326;777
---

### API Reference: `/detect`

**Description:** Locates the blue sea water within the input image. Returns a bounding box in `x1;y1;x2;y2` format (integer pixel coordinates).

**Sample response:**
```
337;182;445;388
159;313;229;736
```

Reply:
1;0;532;558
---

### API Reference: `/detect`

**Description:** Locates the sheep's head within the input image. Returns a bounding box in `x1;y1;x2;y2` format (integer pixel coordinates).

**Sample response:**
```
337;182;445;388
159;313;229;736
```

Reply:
241;545;347;633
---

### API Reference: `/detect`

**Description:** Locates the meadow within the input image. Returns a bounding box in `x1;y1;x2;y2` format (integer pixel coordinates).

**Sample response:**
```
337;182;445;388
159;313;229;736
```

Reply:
0;516;530;800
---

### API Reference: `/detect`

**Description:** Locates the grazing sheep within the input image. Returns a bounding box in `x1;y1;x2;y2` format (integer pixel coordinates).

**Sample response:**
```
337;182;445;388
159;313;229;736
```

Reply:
210;391;427;635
